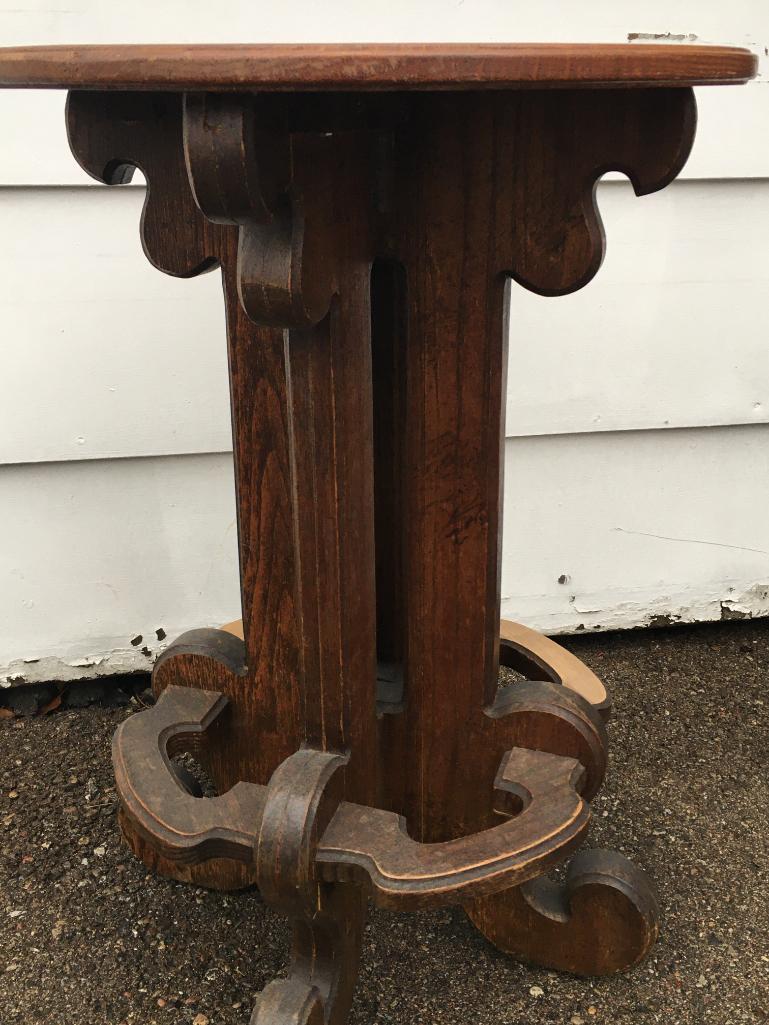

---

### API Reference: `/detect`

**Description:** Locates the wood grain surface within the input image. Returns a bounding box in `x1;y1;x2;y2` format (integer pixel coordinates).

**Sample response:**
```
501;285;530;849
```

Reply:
0;42;757;91
60;80;688;989
114;686;594;910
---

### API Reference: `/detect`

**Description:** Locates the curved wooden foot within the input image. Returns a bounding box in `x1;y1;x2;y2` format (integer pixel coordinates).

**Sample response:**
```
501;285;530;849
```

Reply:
490;678;607;802
120;625;272;891
114;686;593;907
251;884;365;1025
499;619;611;722
117;806;255;892
251;749;364;1025
120;619;613;888
251;980;324;1025
466;848;660;975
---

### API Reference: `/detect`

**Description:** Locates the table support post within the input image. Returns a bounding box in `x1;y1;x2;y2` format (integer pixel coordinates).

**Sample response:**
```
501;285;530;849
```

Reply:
64;82;698;1011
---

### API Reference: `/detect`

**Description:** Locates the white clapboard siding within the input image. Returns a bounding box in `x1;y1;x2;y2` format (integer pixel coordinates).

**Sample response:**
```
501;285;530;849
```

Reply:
506;178;769;437
2;75;768;186
0;454;241;684
3;424;769;685
2;178;769;466
1;1;769;682
0;187;233;464
0;0;767;185
3;177;766;465
501;424;769;633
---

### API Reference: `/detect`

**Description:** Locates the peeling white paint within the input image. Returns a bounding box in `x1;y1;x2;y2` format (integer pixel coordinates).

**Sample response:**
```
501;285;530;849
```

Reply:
0;645;167;688
502;582;769;637
0;455;241;690
501;424;769;641
4;580;768;688
628;32;699;43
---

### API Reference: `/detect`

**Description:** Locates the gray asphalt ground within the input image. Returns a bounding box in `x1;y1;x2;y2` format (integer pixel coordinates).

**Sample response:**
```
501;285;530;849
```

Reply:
1;619;767;1025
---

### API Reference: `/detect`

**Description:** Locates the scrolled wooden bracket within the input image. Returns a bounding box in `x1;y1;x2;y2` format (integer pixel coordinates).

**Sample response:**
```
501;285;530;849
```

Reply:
113;685;593;911
66;90;230;278
183;92;340;327
497;87;697;295
66;89;350;328
255;746;349;911
112;684;262;866
488;678;608;802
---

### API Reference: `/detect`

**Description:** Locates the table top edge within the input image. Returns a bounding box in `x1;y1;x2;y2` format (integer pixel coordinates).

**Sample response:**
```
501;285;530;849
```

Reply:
0;42;757;90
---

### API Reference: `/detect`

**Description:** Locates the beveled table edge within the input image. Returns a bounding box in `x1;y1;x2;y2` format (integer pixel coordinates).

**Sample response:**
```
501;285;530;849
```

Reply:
0;42;757;91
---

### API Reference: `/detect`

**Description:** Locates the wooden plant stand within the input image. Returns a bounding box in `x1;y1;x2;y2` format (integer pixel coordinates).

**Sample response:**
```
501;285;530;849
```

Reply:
0;43;756;1024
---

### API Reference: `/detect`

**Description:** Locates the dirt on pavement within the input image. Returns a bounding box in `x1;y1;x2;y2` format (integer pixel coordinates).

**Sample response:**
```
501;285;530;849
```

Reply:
1;619;767;1024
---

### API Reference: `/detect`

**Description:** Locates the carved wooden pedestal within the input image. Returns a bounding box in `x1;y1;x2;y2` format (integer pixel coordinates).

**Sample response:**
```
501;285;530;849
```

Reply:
0;42;756;1025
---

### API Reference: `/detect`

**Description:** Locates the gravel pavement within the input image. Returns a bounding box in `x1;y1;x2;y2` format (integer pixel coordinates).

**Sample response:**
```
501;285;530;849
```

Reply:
1;620;767;1024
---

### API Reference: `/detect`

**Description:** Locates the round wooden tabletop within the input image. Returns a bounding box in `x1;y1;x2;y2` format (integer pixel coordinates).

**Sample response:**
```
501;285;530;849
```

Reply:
0;43;757;91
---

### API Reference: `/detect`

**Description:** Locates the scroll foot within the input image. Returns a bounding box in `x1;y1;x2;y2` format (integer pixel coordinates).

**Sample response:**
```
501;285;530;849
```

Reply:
251;979;324;1025
466;848;659;975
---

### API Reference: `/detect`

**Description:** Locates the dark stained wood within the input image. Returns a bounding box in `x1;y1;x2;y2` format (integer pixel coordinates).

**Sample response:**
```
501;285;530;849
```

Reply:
503;89;696;295
47;60;735;1011
68;91;305;804
377;88;695;850
114;685;592;909
253;747;364;1024
66;91;227;276
0;42;756;91
466;848;660;975
113;685;265;865
181;96;379;790
317;746;590;909
68;89;379;812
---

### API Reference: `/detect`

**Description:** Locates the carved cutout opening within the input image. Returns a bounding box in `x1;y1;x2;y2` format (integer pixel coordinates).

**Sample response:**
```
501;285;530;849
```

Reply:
371;258;407;716
170;751;218;799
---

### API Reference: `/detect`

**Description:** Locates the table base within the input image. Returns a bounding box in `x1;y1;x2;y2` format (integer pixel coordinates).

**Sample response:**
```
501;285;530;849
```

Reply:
61;83;690;1023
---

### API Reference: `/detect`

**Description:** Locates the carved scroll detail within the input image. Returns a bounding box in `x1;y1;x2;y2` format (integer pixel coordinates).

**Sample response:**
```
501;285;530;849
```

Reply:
66;88;695;314
466;849;660;976
498;88;697;295
67;90;345;327
183;93;338;326
66;91;230;277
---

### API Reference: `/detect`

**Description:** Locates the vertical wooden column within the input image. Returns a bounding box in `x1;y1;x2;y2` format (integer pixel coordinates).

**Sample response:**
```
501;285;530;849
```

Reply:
380;95;509;842
380;89;697;842
66;91;379;809
280;133;379;804
219;255;305;789
181;102;380;807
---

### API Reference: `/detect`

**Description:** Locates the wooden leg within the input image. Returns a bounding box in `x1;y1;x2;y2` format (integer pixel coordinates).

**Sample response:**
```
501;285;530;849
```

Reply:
466;849;660;976
467;622;659;974
252;882;366;1025
251;750;366;1025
